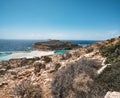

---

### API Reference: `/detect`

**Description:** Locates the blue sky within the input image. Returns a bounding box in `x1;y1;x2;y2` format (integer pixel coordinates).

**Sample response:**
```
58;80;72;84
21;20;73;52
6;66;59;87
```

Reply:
0;0;120;40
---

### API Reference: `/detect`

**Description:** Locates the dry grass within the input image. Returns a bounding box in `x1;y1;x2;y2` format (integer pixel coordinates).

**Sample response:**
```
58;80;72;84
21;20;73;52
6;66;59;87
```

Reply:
73;73;93;93
51;57;101;98
12;79;42;98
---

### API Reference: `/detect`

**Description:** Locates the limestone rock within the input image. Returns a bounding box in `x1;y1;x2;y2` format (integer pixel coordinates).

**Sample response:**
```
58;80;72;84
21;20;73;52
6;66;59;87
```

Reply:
48;62;61;73
34;62;45;74
41;56;52;63
105;91;120;98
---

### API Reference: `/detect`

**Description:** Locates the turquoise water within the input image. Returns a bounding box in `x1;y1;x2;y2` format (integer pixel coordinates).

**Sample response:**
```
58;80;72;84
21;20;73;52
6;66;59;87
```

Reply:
54;50;70;55
0;50;69;61
0;40;102;61
0;53;12;61
0;53;12;57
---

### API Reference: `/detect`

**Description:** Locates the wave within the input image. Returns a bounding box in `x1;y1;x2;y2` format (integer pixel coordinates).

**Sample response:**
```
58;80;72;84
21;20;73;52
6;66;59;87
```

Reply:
0;50;54;62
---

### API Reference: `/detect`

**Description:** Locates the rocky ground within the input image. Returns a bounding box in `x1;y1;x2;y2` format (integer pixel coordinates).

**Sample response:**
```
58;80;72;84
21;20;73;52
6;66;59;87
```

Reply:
0;37;120;98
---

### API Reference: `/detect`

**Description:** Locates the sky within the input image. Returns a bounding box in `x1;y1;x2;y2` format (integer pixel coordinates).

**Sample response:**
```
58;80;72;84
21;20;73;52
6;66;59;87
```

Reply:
0;0;120;40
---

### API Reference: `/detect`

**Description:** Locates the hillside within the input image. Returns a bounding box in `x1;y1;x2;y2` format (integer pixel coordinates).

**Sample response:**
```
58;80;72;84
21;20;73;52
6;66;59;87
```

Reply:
0;36;120;98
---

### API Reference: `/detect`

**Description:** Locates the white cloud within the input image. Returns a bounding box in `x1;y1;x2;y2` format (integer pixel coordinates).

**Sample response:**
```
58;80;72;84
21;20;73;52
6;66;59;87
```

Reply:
0;27;119;40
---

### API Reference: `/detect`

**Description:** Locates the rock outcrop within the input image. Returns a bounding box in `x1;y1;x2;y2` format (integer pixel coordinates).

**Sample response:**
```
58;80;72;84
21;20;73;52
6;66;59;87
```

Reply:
34;40;81;50
86;36;120;53
105;91;120;98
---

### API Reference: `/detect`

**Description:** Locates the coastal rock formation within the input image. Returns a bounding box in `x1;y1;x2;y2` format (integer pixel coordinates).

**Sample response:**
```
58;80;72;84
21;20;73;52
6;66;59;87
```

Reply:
34;40;81;50
0;36;120;98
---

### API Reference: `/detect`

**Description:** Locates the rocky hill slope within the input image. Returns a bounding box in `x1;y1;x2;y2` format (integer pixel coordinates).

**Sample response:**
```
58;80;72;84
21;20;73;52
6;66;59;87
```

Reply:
0;36;120;98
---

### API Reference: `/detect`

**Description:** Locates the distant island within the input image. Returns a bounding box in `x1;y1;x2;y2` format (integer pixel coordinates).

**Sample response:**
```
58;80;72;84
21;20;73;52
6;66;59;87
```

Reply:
34;40;81;51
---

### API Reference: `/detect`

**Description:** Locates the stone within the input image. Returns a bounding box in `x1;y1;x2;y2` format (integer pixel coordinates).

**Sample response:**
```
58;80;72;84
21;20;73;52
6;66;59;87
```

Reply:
0;68;6;75
104;91;120;98
34;62;45;74
41;56;52;63
0;82;8;87
49;62;61;73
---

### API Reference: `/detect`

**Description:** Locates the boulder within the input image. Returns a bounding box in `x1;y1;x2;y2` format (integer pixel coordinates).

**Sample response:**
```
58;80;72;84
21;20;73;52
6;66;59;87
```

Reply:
0;68;6;75
0;81;8;87
33;62;45;74
61;53;72;60
41;56;52;63
105;91;120;98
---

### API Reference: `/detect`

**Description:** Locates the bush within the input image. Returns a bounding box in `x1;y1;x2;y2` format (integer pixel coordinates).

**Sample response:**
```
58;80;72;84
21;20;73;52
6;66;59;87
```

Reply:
86;47;94;53
12;79;42;98
51;57;101;98
100;41;120;64
34;62;45;74
94;61;120;91
53;62;61;72
87;40;120;97
61;53;72;60
88;61;120;98
73;73;93;93
41;56;52;63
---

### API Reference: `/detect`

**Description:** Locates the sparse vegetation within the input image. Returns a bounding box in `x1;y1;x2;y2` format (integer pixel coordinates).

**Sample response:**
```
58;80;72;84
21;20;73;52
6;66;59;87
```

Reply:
61;53;72;60
91;61;120;97
91;40;120;97
41;56;52;63
34;62;45;74
51;57;101;98
100;41;120;64
53;62;61;71
72;73;93;93
12;79;42;98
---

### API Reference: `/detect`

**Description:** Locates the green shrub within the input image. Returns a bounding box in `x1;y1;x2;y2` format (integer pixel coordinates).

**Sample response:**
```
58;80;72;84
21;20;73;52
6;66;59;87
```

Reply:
92;61;120;97
100;41;120;64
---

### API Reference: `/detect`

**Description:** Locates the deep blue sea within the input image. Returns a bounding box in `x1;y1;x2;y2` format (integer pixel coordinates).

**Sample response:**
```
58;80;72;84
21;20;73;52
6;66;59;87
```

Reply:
0;39;102;61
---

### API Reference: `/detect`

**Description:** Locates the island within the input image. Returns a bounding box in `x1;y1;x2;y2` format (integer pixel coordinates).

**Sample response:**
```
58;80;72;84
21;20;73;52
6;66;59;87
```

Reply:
34;40;81;50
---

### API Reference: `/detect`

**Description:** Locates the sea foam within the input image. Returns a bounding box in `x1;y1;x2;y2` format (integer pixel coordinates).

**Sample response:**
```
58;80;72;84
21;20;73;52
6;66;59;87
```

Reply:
0;51;54;61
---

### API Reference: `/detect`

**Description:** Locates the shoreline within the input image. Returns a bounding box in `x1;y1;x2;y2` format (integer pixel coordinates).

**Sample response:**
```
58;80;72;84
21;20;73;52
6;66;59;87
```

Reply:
0;50;54;62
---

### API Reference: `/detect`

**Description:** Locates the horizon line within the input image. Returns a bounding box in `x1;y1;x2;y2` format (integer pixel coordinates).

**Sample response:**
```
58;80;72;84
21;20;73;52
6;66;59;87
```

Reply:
0;38;104;41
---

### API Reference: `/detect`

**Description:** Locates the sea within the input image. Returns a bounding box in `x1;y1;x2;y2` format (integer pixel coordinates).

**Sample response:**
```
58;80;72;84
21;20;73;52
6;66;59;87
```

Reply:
0;39;102;61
